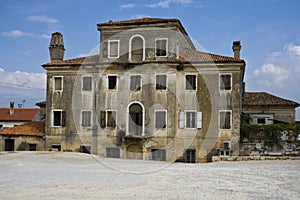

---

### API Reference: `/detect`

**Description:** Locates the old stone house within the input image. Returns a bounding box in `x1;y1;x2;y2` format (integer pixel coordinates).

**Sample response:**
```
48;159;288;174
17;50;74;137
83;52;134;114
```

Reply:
0;102;40;130
0;121;45;151
42;18;246;162
243;92;299;125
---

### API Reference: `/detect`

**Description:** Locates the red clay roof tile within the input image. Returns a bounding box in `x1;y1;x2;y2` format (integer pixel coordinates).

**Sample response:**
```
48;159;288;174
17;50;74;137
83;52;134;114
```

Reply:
0;108;40;121
243;92;300;107
0;121;45;137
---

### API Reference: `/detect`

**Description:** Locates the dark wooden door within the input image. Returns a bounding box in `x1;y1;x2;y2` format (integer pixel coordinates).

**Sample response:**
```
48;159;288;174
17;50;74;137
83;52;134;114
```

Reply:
5;139;14;151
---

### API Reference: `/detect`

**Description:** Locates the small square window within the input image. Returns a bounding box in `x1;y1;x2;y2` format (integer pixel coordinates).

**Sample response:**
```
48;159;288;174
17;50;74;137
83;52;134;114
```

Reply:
53;76;63;91
156;75;167;90
156;39;167;57
220;74;232;90
257;118;266;124
82;76;92;91
130;75;141;91
151;149;166;161
155;110;167;129
106;147;120;158
81;111;92;127
108;75;117;90
219;111;231;129
185;75;196;90
108;40;119;58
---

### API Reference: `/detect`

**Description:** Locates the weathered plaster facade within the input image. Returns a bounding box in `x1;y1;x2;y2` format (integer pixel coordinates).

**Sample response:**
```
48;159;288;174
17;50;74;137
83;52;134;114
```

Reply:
42;18;245;162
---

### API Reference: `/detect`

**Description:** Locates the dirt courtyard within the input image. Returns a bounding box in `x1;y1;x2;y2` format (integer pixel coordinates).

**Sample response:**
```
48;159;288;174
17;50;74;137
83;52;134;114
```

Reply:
0;152;299;199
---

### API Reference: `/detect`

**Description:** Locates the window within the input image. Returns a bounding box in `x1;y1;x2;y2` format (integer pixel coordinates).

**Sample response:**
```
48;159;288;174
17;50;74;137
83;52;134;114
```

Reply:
53;110;66;127
130;75;141;91
53;76;63;91
0;124;3;131
186;111;196;128
99;110;117;128
107;75;117;90
81;111;91;127
107;111;116;128
156;75;167;90
185;75;196;90
155;38;167;57
155;110;167;129
257;118;266;124
219;150;230;157
185;148;196;163
220;74;232;90
108;40;119;58
179;111;202;129
151;149;166;161
106;147;120;158
219;111;231;129
82;76;92;91
80;145;91;154
28;144;37;151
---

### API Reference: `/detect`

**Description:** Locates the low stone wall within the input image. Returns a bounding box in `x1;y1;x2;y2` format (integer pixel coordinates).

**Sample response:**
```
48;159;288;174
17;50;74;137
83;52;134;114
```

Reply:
212;156;300;162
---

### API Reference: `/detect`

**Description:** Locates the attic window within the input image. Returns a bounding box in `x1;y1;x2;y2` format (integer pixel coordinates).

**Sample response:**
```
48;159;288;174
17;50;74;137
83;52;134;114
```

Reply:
53;76;63;91
108;40;119;58
155;38;167;57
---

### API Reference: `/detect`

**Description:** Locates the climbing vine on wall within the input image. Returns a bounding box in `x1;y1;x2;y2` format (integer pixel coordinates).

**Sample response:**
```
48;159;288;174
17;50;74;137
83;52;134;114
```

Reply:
240;114;300;148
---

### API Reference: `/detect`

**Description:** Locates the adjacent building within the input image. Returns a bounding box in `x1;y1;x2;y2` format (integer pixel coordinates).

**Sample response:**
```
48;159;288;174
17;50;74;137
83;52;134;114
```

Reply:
42;17;246;162
0;102;40;130
243;92;299;125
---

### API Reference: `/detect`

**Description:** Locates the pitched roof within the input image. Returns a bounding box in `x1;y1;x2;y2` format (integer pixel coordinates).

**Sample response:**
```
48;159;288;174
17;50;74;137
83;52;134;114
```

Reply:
43;55;99;66
0;121;45;137
0;108;40;121
97;17;182;27
243;92;300;107
97;17;191;44
179;49;245;63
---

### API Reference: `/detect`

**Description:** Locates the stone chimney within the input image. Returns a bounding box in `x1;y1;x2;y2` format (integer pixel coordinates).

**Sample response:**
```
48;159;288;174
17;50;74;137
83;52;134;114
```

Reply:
49;32;65;62
232;41;241;59
9;102;14;116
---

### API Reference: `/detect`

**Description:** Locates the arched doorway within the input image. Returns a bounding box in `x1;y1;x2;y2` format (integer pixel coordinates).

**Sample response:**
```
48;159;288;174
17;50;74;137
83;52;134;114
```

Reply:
126;144;143;160
129;35;144;62
127;102;144;136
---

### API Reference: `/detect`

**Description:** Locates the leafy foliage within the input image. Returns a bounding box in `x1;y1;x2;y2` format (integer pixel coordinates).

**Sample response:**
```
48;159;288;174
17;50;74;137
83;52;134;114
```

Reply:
240;114;300;148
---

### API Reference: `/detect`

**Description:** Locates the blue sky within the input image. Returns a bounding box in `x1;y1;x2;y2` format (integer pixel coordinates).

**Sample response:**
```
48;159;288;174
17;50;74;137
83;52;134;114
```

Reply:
0;0;300;120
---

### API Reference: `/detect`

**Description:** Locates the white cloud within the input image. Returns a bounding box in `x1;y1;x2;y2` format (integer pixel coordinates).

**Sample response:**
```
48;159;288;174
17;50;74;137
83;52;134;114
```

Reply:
1;30;32;37
131;14;151;19
248;43;300;119
27;15;59;24
0;68;45;90
120;3;136;9
0;68;46;107
251;43;300;88
40;34;51;39
147;0;193;8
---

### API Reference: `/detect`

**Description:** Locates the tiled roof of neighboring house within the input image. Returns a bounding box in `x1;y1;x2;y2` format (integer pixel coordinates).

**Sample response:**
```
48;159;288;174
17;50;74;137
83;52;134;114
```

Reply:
0;108;40;121
179;49;245;63
243;92;300;107
0;121;45;137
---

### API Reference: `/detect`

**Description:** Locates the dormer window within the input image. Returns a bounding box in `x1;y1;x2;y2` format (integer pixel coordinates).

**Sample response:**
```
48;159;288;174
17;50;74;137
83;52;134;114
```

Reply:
155;38;168;57
108;40;119;58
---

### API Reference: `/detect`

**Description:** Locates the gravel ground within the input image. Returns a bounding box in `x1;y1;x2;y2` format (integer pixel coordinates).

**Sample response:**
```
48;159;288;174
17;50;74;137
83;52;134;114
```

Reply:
0;151;299;200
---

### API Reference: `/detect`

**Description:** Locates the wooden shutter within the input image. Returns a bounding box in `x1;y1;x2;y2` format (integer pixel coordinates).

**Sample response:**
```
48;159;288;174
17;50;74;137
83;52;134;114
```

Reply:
197;112;202;129
179;112;184;128
100;111;106;128
61;111;66;127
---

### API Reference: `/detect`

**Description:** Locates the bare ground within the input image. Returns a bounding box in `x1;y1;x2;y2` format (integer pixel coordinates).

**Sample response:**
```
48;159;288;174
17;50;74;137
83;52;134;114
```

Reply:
0;152;299;200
